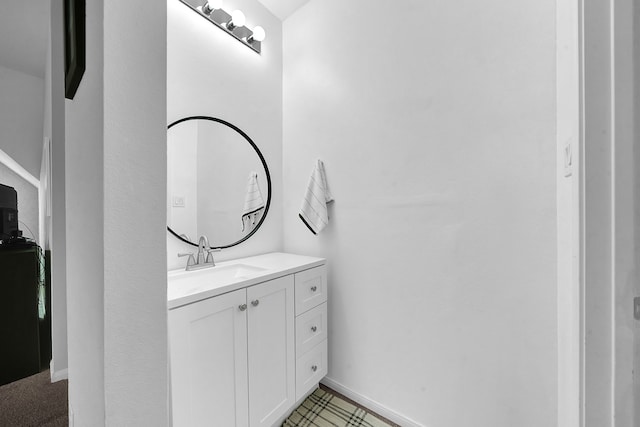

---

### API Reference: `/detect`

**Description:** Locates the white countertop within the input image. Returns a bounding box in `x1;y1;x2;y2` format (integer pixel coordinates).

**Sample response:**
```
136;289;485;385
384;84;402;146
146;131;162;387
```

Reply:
167;252;326;309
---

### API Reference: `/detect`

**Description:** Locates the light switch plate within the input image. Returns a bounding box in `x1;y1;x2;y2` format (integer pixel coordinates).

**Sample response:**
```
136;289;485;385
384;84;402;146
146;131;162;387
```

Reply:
172;196;185;208
634;297;640;320
563;139;573;177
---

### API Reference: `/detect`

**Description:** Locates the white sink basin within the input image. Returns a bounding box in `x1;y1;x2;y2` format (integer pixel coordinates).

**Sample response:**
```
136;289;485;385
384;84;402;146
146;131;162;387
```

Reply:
169;263;265;289
167;262;268;308
203;263;267;281
167;253;326;309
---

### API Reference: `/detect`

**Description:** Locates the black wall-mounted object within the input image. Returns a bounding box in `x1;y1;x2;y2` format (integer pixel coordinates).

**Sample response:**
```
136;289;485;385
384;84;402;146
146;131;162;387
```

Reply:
0;184;18;242
64;0;86;99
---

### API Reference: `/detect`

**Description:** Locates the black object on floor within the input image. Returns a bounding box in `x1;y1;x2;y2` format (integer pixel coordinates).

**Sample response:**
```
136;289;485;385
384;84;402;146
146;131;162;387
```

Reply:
0;246;50;386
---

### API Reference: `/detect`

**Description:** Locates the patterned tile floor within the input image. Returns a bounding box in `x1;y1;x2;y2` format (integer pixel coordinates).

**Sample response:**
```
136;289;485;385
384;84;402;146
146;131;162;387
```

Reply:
283;386;400;427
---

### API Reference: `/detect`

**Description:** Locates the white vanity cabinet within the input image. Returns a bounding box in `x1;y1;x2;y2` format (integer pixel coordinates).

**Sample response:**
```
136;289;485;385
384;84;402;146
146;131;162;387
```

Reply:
293;266;328;401
169;288;249;427
170;275;294;427
246;276;295;427
168;253;326;427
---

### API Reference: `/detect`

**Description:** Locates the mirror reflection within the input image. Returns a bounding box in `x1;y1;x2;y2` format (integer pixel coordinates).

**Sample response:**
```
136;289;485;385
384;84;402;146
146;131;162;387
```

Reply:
167;117;270;248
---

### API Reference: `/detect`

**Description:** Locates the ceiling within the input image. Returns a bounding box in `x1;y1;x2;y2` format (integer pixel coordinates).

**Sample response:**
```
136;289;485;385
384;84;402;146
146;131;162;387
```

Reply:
256;0;312;21
0;1;49;78
0;0;308;79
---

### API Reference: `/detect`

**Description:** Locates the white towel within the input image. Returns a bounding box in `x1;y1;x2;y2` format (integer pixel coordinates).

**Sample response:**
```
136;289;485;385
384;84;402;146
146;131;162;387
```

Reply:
299;159;333;234
242;171;265;231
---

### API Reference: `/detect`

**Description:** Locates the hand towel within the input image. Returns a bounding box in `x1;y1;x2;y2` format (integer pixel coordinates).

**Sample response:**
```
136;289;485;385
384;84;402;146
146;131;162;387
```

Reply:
299;159;333;234
241;171;265;232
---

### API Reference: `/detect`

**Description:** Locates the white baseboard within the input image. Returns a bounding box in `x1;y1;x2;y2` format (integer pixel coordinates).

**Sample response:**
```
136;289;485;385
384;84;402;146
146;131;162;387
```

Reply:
320;377;424;427
49;360;68;382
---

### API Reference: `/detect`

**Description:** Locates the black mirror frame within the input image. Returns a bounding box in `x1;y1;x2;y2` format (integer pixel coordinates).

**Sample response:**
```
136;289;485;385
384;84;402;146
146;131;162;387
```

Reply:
167;116;272;249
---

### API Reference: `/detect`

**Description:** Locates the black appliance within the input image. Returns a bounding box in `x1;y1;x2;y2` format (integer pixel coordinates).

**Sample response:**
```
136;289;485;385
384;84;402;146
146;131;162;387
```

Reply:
0;184;18;242
0;246;51;386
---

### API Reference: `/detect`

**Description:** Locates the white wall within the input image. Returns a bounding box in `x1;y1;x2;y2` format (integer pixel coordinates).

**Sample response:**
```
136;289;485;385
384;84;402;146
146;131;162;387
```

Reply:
64;0;105;421
0;64;44;178
167;0;283;270
282;1;557;426
103;0;168;423
167;123;198;240
0;62;43;244
47;0;68;380
65;0;168;424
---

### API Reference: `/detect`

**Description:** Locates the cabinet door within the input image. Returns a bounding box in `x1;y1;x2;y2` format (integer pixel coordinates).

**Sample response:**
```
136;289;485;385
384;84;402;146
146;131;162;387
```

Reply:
169;289;249;427
247;276;295;427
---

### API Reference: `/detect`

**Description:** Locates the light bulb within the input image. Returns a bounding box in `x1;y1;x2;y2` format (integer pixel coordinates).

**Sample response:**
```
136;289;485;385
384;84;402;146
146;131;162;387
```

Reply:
251;26;266;42
202;0;222;15
230;10;246;27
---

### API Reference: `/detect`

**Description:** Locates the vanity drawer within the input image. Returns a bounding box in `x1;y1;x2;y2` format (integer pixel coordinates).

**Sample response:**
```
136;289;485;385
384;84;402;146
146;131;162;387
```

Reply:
295;302;327;355
295;339;327;401
294;265;327;315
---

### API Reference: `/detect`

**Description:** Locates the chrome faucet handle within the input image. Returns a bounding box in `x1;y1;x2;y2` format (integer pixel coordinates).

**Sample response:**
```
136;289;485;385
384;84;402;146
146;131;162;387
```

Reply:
178;252;196;267
205;248;221;264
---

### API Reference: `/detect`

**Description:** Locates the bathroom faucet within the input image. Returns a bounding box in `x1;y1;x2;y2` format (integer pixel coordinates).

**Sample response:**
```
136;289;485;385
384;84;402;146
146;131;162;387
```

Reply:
197;235;210;265
178;235;220;271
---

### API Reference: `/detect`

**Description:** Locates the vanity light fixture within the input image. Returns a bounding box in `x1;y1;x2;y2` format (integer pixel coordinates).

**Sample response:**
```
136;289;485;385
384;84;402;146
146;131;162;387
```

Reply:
180;0;266;54
226;10;245;31
201;0;222;15
247;26;265;44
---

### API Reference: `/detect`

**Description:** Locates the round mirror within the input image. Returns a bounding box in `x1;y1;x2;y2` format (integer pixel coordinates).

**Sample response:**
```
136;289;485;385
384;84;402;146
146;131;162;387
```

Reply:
167;116;271;249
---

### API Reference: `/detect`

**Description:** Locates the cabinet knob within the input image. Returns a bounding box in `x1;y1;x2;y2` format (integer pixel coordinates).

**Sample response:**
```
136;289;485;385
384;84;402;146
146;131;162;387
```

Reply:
311;365;318;372
238;304;247;311
311;286;317;292
251;300;260;307
311;326;317;332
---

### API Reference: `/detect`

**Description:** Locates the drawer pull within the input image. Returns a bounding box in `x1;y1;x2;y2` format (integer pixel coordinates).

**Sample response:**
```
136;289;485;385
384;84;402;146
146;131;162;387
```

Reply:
251;300;260;307
311;365;318;372
311;326;317;332
311;286;317;292
238;304;247;311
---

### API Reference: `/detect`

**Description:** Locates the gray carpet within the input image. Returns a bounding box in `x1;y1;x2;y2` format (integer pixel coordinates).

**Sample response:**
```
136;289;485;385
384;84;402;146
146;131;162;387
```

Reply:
0;370;68;427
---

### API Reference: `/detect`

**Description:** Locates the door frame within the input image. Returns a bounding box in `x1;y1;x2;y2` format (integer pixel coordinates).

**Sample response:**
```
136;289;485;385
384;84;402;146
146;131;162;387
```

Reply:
572;0;638;426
